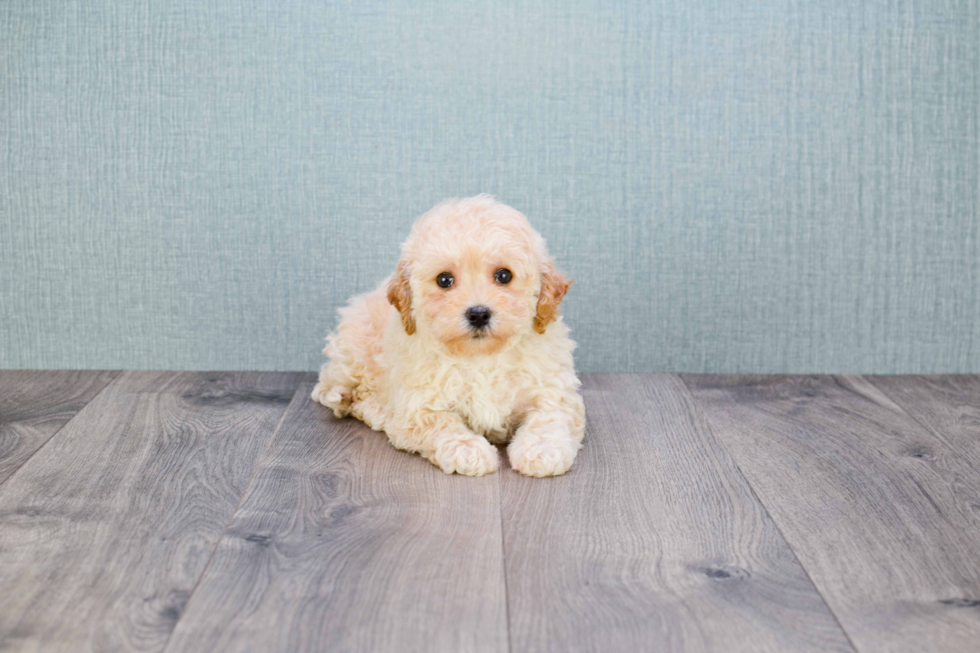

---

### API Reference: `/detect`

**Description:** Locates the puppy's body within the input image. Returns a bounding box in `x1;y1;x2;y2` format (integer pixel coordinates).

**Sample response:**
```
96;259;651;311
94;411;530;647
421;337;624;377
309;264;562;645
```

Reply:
313;196;585;477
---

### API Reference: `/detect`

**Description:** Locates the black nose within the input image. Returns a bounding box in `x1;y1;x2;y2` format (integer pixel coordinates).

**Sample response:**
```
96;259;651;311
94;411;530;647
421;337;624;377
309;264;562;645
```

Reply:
465;305;492;329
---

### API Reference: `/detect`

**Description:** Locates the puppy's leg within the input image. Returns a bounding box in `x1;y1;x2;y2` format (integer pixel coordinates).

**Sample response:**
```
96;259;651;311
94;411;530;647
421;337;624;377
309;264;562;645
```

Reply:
312;287;389;418
388;411;499;477
311;360;354;418
508;388;586;477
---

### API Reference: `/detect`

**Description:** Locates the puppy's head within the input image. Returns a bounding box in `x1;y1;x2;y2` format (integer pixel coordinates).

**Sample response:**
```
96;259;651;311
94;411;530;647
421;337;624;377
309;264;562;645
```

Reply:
387;195;570;356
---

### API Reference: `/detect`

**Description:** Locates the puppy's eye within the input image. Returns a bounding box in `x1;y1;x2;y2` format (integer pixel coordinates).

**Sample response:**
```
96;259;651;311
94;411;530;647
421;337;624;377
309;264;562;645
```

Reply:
494;268;513;285
436;272;454;289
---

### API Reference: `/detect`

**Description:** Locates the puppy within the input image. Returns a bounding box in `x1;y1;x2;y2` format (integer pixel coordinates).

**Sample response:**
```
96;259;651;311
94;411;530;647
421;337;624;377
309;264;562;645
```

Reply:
312;195;585;477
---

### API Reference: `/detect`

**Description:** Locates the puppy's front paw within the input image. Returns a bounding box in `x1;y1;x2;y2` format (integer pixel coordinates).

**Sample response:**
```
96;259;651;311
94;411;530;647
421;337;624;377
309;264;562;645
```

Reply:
508;430;579;477
431;433;498;476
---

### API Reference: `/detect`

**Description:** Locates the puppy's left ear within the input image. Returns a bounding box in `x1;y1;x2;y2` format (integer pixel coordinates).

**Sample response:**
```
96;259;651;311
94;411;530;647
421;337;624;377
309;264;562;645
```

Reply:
533;260;571;334
387;260;416;335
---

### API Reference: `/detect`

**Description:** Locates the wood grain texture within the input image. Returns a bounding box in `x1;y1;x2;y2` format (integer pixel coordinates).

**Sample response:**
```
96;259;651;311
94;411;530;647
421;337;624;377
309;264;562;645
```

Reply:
500;374;854;653
164;375;508;653
0;370;118;485
0;371;301;653
868;375;980;467
682;374;980;653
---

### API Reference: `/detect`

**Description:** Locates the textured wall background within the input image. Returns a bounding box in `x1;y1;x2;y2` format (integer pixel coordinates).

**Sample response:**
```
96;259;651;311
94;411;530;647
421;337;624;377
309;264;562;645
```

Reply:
2;0;978;373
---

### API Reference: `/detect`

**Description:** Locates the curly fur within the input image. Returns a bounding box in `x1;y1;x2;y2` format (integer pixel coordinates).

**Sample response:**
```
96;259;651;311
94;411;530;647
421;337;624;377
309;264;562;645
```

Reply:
312;195;586;477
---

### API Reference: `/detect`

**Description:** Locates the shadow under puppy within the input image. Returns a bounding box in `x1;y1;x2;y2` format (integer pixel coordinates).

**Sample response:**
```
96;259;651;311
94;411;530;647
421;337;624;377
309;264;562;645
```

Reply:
313;195;585;477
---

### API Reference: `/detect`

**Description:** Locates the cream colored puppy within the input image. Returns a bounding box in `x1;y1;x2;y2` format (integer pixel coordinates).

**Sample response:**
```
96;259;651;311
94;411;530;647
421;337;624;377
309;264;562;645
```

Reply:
312;195;585;477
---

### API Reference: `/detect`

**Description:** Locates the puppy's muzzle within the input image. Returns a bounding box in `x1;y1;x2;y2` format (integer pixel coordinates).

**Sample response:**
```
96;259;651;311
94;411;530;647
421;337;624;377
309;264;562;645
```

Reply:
465;305;492;330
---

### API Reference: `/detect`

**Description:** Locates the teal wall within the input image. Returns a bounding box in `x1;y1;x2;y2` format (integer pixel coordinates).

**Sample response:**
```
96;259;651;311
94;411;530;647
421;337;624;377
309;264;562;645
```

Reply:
2;1;978;373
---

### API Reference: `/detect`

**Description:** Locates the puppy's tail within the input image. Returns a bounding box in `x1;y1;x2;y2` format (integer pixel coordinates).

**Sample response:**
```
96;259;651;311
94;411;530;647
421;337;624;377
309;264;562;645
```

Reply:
311;382;353;418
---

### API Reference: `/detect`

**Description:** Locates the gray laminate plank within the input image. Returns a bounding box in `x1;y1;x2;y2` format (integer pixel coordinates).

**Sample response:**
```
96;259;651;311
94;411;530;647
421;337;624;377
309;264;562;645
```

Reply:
867;375;980;467
500;374;854;653
164;374;508;653
0;370;302;652
0;370;119;486
682;374;980;653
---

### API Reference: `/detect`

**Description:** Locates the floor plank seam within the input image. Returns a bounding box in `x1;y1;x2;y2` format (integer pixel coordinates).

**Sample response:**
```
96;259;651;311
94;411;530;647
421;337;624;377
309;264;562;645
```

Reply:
0;370;121;494
862;376;953;447
157;377;307;653
497;463;514;653
675;374;863;653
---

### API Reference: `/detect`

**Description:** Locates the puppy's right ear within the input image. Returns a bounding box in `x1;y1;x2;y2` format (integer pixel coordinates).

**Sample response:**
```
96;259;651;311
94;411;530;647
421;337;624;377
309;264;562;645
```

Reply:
386;260;416;335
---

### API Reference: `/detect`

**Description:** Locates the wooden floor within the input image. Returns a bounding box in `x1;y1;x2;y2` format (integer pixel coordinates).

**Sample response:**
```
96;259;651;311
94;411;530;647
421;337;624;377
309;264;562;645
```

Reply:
1;372;978;652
